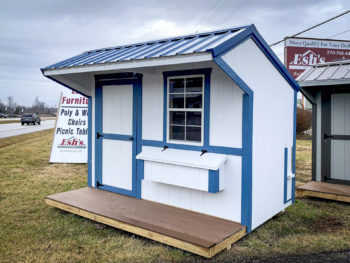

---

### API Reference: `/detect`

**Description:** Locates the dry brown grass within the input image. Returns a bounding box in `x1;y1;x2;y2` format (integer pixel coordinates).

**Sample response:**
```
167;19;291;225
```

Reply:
0;134;349;263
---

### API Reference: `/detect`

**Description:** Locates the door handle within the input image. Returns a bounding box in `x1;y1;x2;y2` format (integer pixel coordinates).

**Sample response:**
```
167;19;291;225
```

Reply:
128;136;134;140
96;132;104;139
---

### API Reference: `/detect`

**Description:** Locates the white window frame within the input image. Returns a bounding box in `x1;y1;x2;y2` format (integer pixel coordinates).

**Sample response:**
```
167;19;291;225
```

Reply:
166;74;204;146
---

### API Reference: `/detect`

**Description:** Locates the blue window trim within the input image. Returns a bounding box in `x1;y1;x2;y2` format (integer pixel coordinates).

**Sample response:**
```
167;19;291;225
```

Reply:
208;169;220;193
94;73;143;198
163;68;212;147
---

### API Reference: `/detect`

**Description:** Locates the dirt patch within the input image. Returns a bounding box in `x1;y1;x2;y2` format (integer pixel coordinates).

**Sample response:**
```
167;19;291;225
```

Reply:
310;215;346;232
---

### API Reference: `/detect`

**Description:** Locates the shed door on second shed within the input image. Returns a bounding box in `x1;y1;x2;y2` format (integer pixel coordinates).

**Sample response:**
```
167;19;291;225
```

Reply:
95;83;139;197
330;93;350;182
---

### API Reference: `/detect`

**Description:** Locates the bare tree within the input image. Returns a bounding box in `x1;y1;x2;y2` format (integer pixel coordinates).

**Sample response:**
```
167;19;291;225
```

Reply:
7;96;14;113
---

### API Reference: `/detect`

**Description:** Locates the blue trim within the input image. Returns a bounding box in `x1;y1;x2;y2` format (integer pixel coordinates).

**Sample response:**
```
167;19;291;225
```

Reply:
208;170;220;193
95;84;103;186
95;74;143;198
210;25;300;92
292;91;297;203
87;97;92;187
213;55;253;233
98;185;135;198
211;25;254;57
142;140;242;156
214;56;253;233
241;94;253;233
213;57;253;96
162;68;212;148
136;76;143;199
283;147;292;203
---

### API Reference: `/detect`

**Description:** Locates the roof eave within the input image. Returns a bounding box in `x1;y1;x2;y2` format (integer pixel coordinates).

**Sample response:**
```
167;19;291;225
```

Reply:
298;79;350;87
42;52;213;76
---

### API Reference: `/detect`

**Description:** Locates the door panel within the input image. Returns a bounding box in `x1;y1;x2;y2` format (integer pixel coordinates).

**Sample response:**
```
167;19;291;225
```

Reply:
95;78;140;197
102;139;133;190
103;85;133;135
331;93;350;181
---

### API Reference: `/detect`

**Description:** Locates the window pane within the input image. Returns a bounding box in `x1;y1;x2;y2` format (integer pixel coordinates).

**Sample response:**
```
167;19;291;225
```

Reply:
186;77;203;92
169;78;184;93
170;125;185;140
169;94;184;108
186;126;201;142
170;111;185;125
186;112;201;126
186;93;202;108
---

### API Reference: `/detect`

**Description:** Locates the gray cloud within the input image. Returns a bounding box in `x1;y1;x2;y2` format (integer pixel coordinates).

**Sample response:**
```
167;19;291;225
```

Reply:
0;0;349;106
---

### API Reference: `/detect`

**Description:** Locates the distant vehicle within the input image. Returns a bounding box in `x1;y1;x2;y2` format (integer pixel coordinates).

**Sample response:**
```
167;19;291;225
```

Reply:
0;113;7;118
7;113;18;117
21;113;41;125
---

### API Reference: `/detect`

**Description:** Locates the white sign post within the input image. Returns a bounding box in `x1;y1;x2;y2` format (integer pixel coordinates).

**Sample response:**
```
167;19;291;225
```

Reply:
50;90;88;163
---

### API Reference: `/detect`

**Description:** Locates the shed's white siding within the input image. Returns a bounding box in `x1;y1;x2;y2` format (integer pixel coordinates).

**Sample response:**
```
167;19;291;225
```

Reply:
210;67;243;148
141;62;243;147
139;62;243;222
222;38;294;230
141;155;242;222
142;74;163;141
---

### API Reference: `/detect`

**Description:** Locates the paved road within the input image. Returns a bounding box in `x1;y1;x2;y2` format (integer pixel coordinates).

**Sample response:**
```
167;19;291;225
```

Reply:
0;118;20;122
0;120;56;138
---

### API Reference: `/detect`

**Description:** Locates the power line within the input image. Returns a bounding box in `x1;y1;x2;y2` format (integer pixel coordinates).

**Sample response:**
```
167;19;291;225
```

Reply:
215;0;250;26
270;9;350;46
192;0;229;33
191;0;221;32
326;29;350;39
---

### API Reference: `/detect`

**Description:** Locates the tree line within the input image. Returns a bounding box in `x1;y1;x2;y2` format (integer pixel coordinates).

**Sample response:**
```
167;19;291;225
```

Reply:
0;96;57;116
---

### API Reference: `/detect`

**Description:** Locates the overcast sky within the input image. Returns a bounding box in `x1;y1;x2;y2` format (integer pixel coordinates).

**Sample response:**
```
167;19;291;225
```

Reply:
0;0;349;107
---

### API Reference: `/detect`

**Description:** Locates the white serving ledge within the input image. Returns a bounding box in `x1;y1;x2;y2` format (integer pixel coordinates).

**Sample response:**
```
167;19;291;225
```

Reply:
136;146;228;170
136;146;227;192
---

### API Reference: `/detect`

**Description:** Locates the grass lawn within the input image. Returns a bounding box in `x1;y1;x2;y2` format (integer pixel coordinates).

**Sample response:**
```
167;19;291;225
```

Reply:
0;131;349;263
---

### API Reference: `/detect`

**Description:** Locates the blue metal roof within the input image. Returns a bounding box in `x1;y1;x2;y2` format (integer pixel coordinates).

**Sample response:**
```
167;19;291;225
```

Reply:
42;26;248;70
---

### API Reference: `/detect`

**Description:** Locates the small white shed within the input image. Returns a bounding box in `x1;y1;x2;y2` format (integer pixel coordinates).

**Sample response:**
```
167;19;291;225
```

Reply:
42;25;300;257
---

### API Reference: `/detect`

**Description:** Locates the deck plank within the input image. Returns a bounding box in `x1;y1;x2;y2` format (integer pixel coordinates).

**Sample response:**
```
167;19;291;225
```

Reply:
46;187;244;249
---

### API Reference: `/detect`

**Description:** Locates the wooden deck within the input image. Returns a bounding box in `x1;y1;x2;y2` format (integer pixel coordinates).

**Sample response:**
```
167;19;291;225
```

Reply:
45;187;246;258
297;181;350;203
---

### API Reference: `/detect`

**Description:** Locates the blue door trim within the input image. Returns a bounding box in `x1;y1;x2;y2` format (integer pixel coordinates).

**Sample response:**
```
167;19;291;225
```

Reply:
95;73;142;198
87;97;92;187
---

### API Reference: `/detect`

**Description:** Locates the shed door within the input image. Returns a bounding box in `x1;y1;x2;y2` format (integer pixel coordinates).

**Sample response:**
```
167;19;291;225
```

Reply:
330;93;350;182
95;83;139;197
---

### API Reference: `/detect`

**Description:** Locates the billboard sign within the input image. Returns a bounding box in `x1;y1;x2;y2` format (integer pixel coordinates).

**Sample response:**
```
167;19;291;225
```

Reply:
285;37;350;78
50;90;88;163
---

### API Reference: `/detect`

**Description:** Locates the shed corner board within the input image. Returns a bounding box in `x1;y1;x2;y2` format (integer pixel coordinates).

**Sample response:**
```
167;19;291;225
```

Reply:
45;197;246;258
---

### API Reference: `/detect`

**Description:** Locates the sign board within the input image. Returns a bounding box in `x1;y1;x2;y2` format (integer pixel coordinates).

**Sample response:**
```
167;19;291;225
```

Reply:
285;37;350;78
50;90;88;163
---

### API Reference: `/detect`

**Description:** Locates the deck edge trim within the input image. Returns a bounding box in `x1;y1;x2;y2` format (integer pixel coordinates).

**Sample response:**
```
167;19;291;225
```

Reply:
45;198;246;258
297;189;350;203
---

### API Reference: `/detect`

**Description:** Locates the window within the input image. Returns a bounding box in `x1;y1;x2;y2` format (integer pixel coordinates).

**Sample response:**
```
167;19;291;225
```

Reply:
167;75;204;144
